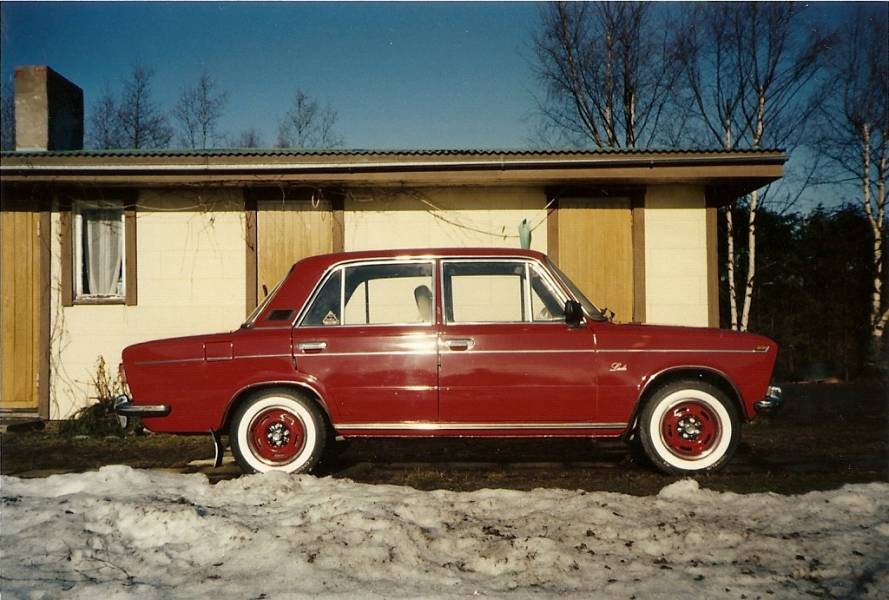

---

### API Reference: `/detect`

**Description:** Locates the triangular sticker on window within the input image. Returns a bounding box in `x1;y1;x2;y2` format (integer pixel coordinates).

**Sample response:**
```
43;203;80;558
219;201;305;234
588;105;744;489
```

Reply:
322;311;339;326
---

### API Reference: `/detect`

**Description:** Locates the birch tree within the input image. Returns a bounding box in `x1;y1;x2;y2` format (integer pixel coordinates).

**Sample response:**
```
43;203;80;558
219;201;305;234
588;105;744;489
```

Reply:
674;2;830;331
818;6;889;357
275;90;343;149
174;72;228;149
533;1;678;148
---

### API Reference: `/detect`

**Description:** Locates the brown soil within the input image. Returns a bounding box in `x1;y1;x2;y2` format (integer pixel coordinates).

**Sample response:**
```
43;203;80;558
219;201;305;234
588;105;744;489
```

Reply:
2;383;886;496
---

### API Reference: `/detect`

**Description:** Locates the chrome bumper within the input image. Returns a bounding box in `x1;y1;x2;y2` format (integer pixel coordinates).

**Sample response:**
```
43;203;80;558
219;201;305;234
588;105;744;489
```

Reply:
113;395;170;417
754;385;784;414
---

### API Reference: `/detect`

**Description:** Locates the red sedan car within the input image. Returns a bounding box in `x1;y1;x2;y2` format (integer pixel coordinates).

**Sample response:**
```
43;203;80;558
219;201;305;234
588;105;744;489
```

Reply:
115;248;781;475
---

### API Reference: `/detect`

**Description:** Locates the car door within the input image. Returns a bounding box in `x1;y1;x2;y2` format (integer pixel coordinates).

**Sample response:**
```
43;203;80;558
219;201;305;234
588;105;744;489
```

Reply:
437;258;598;427
291;260;438;424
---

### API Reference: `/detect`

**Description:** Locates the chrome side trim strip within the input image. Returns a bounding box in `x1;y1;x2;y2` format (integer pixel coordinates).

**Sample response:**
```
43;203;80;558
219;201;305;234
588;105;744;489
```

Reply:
236;353;292;360
446;349;596;355
601;348;761;354
336;421;627;431
135;357;204;366
300;350;437;357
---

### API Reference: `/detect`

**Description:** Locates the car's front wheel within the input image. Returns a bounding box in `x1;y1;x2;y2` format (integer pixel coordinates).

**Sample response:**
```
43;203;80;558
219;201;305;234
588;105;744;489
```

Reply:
230;388;327;474
638;380;740;475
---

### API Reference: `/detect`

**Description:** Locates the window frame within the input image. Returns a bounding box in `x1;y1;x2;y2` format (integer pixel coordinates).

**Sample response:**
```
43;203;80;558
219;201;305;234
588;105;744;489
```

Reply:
61;191;137;307
296;258;437;328
73;200;126;303
440;258;570;326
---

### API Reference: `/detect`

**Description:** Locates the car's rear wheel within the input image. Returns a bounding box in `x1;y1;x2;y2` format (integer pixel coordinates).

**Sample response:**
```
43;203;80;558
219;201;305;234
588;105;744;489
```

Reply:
230;388;327;474
638;380;740;475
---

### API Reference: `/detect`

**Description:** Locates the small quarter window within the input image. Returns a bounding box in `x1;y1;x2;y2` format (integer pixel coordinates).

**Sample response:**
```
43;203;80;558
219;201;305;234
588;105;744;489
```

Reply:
529;265;565;321
303;269;343;326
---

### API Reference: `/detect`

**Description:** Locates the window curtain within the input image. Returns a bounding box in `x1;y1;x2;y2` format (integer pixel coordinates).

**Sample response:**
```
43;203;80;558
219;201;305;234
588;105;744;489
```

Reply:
83;208;123;296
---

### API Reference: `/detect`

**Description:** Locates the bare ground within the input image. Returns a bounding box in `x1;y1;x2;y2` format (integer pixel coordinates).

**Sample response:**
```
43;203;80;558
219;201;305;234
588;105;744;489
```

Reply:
1;383;886;495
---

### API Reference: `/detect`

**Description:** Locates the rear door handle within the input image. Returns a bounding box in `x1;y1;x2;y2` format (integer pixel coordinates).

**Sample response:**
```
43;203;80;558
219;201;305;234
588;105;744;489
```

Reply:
444;338;474;351
297;341;327;353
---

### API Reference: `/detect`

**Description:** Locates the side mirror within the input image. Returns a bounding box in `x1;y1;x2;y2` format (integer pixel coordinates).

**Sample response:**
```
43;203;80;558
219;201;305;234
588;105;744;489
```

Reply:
564;299;584;328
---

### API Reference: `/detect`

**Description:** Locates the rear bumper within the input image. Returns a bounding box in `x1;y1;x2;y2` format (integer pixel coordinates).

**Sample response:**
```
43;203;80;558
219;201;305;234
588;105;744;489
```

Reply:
754;385;784;414
113;394;170;417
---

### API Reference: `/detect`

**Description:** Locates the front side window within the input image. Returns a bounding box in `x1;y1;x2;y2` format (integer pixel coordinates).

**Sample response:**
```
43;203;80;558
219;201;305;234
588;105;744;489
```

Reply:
443;260;568;324
74;201;125;300
301;262;434;327
443;261;528;323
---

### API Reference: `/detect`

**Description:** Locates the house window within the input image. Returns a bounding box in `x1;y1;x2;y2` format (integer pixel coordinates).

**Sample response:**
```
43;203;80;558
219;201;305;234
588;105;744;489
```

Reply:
73;201;126;302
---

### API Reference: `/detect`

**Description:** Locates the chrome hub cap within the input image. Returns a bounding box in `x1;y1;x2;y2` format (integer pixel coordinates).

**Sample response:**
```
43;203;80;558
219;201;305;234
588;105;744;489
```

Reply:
266;422;291;448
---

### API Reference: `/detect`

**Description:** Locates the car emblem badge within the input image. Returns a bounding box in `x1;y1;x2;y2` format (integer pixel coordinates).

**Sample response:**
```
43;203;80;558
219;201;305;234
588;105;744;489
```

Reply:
322;311;339;326
609;362;628;372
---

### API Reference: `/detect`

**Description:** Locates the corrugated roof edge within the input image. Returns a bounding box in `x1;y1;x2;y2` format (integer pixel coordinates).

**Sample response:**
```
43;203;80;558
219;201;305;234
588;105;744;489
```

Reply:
0;147;785;159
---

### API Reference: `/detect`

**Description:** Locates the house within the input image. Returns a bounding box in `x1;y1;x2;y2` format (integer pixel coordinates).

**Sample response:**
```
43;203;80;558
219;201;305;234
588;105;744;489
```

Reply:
0;66;786;420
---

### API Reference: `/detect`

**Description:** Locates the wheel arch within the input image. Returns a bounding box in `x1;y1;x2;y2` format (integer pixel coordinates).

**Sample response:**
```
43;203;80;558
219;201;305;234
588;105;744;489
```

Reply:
221;380;333;434
624;366;743;440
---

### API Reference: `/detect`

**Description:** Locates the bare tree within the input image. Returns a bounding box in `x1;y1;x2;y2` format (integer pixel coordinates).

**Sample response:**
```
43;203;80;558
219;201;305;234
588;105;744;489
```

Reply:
1;77;14;150
87;85;124;149
276;90;343;149
818;6;889;355
674;2;831;331
174;72;228;149
533;1;679;148
230;127;264;148
116;65;173;149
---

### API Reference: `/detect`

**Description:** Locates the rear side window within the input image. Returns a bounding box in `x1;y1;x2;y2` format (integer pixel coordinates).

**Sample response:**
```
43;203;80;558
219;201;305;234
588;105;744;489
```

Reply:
300;262;434;327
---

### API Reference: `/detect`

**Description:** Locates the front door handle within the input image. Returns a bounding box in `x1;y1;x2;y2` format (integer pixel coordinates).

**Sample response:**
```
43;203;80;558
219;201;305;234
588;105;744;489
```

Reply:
444;338;474;351
297;341;327;353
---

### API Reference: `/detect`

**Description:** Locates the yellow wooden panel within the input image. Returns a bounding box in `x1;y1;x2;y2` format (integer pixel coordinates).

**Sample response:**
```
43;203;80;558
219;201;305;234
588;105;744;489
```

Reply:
0;209;40;409
558;198;634;322
257;199;333;300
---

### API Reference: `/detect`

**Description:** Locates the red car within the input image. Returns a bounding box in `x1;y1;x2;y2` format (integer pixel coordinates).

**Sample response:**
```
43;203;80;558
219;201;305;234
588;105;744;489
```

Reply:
115;248;781;475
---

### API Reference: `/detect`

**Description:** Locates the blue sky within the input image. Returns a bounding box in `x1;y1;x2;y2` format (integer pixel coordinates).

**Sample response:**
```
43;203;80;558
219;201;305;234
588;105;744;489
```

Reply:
1;1;542;149
0;1;861;155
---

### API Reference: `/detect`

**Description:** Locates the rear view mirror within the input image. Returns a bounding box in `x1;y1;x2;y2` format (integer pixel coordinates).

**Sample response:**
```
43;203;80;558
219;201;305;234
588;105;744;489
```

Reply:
564;299;584;328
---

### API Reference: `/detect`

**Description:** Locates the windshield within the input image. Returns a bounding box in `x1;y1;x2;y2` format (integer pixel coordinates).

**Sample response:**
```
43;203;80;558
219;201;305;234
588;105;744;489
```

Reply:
243;275;286;327
547;259;605;321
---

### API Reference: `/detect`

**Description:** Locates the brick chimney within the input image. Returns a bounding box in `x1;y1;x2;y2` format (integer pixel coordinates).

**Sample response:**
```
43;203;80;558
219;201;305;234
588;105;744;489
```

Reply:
14;66;84;151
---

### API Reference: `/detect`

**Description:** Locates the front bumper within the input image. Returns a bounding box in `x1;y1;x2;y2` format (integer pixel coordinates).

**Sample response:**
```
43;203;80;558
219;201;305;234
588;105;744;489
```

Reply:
113;394;170;417
754;385;784;414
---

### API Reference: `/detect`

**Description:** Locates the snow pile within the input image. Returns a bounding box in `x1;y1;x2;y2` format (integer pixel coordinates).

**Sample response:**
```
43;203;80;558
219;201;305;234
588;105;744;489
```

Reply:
1;467;887;599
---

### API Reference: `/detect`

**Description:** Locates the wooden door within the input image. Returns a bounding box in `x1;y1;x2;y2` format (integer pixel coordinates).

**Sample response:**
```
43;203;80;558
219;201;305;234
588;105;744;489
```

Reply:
556;198;634;322
0;203;48;415
257;197;335;301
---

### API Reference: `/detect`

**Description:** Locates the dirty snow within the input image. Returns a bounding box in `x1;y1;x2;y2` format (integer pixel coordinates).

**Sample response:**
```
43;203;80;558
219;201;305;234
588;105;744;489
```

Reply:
1;467;887;599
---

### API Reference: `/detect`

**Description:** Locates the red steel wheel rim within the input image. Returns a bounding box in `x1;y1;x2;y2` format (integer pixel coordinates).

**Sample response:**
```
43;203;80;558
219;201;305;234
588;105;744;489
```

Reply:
660;400;720;458
248;407;305;464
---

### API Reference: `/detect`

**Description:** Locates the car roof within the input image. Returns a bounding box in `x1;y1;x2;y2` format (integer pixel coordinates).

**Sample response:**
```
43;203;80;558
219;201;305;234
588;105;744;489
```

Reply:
303;247;547;267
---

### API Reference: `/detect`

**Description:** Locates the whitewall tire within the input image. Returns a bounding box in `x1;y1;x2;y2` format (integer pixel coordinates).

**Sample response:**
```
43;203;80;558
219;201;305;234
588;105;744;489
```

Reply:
638;380;740;475
230;388;327;474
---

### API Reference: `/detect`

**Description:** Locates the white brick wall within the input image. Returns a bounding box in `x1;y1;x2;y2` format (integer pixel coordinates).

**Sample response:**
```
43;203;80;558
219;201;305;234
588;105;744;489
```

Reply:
645;185;708;327
644;185;709;327
345;186;548;253
49;189;246;418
